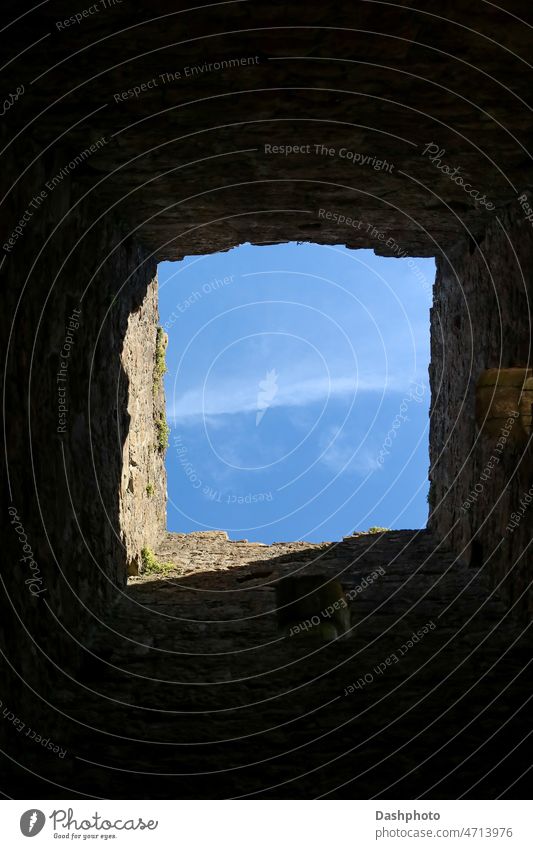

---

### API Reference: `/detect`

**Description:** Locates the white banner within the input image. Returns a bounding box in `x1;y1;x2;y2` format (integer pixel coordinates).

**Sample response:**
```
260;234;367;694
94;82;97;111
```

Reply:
0;800;531;847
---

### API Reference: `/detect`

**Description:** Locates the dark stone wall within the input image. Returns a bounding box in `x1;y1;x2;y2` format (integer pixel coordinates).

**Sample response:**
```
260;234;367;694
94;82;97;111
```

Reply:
429;203;533;617
1;0;533;781
2;1;532;259
0;143;165;761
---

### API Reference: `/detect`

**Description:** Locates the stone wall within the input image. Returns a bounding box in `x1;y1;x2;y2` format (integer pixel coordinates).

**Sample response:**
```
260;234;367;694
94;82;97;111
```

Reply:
2;1;532;260
120;283;167;575
2;0;533;781
1;141;165;729
429;203;533;617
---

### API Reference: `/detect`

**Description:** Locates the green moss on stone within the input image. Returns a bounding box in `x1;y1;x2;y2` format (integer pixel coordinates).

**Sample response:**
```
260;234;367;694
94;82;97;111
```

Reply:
140;546;173;574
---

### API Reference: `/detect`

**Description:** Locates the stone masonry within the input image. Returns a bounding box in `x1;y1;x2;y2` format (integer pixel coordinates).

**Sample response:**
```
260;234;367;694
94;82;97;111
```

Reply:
5;530;530;798
1;0;532;799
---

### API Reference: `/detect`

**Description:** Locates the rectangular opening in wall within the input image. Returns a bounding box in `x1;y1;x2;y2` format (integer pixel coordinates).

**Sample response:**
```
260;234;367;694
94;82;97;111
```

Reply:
157;243;435;543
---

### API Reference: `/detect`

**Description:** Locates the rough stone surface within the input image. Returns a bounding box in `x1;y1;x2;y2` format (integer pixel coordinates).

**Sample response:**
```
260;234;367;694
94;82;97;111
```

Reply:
0;144;165;742
5;531;531;799
1;0;533;798
2;2;533;258
120;279;167;574
429;203;533;618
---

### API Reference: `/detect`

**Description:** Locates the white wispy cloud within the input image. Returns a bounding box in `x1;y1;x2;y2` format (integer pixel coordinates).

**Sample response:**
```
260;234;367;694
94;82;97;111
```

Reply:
168;371;418;423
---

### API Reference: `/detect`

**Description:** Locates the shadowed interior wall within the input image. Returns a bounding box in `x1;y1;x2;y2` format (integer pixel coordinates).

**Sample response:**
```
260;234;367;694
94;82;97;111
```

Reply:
429;204;533;618
1;145;165;757
1;0;532;771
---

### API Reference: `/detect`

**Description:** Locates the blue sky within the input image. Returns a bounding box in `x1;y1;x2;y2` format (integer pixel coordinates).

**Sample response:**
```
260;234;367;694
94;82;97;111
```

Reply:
158;243;434;543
